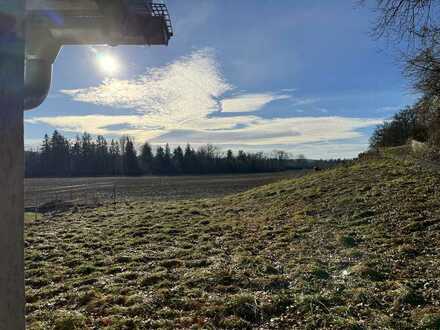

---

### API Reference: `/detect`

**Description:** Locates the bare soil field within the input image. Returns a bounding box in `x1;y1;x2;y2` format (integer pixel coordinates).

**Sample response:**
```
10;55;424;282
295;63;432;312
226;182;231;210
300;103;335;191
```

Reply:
24;171;308;209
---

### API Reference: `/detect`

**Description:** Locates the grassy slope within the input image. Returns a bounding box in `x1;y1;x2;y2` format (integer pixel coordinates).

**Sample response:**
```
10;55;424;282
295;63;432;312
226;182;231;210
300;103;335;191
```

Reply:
26;158;440;329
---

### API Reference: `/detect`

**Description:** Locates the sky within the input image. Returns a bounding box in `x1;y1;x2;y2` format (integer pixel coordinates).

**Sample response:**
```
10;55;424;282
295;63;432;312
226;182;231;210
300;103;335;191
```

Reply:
24;0;418;159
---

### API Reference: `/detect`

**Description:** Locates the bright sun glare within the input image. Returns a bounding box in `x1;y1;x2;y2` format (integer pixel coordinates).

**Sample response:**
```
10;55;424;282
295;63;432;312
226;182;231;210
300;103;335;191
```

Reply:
96;53;120;75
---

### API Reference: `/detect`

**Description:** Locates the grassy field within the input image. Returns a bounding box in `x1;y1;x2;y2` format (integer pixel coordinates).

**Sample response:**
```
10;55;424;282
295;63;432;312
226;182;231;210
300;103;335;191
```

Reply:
25;158;440;329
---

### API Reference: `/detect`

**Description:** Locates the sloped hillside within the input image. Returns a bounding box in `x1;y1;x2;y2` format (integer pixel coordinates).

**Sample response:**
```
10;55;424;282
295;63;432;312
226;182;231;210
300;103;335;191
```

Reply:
25;158;440;329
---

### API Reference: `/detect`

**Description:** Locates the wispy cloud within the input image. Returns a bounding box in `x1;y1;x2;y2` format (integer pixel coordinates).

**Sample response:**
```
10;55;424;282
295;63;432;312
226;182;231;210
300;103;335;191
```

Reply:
216;141;375;160
291;97;319;107
26;114;148;137
61;49;232;129
221;93;290;113
28;114;382;148
27;49;383;156
151;116;382;145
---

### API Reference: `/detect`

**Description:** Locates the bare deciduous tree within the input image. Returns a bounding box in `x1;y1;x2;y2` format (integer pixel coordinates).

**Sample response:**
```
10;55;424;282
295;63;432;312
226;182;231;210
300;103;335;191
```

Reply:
363;1;440;94
364;1;438;44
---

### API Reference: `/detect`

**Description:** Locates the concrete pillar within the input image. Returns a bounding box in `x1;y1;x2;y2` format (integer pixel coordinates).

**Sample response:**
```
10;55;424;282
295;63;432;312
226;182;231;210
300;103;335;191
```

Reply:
0;0;26;329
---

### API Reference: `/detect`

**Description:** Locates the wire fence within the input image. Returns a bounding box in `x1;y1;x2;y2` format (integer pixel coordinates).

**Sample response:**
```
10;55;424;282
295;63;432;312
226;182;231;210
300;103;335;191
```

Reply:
24;171;310;215
25;182;119;214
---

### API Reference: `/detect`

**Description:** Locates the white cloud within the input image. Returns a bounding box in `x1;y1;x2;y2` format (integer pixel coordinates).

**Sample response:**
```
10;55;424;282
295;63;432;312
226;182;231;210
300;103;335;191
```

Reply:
291;97;319;106
213;141;372;160
61;49;232;129
151;116;382;145
27;115;139;135
26;49;383;157
221;93;290;113
26;115;162;141
58;49;295;124
28;114;382;149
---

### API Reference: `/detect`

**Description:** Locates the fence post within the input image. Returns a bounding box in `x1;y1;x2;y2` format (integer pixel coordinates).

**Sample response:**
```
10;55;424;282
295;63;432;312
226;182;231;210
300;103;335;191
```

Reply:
0;0;26;328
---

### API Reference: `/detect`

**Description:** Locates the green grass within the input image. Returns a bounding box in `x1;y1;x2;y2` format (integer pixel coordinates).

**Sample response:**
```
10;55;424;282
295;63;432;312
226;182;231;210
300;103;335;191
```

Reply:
25;157;440;329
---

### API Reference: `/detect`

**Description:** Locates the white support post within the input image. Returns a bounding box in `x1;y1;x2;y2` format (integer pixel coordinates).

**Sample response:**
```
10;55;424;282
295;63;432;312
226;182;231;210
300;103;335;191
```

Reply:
0;0;26;329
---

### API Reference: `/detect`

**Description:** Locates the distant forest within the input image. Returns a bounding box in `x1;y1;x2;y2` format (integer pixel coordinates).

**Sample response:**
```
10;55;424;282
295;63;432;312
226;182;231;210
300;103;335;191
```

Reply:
25;131;344;177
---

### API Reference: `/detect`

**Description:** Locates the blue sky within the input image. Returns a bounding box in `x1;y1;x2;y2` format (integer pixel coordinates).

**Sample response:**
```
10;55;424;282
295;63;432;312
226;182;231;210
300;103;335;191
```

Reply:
24;0;417;159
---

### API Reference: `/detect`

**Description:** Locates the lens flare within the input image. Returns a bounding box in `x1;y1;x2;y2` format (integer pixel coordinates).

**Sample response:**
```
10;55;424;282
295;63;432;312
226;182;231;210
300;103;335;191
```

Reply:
96;53;120;75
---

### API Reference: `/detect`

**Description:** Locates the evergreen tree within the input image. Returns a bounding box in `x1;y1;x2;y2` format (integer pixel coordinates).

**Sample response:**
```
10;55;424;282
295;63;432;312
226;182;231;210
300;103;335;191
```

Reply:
122;136;140;176
40;134;51;176
25;150;41;177
140;142;153;174
81;132;95;176
183;144;196;174
226;149;235;172
154;146;166;174
25;130;343;178
71;135;82;176
96;135;109;175
172;146;184;174
236;150;248;173
109;139;122;175
164;144;173;174
50;130;70;176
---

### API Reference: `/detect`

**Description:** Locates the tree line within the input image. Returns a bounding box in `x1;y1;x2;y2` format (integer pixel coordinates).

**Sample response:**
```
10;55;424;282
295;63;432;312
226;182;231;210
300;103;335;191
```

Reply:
366;1;440;157
25;131;343;177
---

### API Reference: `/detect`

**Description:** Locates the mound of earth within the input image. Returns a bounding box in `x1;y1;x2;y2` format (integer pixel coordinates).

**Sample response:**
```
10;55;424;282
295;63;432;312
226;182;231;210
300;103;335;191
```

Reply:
25;158;440;329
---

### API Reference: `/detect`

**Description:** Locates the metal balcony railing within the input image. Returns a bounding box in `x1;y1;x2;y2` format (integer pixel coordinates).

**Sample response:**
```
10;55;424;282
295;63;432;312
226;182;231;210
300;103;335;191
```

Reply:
151;2;173;37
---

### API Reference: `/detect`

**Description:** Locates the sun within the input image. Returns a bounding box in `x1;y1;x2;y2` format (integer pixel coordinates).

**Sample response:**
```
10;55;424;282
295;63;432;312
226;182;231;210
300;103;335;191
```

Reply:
96;53;120;75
